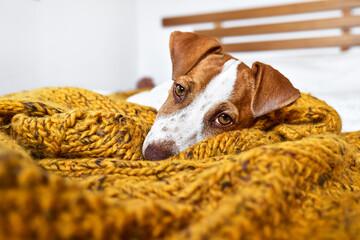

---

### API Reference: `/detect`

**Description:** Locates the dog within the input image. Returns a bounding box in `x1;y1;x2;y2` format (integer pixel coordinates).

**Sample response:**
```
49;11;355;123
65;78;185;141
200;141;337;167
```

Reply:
128;31;301;161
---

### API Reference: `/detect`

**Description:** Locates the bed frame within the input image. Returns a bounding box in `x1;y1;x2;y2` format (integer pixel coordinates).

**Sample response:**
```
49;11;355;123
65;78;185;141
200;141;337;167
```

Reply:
162;0;360;52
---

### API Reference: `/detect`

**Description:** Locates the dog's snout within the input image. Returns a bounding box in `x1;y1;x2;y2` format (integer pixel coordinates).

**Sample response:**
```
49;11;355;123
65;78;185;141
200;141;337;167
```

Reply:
143;141;176;161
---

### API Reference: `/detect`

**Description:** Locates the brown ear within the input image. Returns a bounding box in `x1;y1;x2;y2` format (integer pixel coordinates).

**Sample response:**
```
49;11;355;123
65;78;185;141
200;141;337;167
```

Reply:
170;31;222;80
251;62;301;118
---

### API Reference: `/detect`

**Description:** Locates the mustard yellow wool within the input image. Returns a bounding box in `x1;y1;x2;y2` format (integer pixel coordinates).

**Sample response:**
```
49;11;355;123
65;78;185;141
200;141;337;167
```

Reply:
0;87;359;239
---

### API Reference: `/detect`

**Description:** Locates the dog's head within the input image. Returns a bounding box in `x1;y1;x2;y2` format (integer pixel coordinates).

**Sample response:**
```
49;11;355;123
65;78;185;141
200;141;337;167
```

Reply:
143;31;300;160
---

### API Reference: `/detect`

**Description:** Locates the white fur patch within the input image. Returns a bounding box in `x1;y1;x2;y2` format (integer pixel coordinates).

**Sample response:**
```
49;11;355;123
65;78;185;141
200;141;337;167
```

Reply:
143;59;240;155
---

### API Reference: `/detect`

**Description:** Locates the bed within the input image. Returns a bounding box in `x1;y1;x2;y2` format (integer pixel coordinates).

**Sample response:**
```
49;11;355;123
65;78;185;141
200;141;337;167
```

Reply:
1;1;360;239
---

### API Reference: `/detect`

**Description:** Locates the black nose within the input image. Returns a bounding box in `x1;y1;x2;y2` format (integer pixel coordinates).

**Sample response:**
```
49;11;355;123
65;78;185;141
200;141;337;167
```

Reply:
144;142;175;161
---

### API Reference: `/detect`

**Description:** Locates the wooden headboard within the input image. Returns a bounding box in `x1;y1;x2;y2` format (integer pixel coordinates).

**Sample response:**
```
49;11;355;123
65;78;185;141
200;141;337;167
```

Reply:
162;0;360;52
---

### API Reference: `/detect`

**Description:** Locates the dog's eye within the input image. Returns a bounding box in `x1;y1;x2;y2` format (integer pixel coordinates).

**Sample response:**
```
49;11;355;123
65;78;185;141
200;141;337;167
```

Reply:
215;113;233;126
173;84;186;102
175;84;185;96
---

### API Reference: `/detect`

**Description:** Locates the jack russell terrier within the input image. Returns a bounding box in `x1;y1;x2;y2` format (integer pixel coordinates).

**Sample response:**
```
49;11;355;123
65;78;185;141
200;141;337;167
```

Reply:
127;31;301;161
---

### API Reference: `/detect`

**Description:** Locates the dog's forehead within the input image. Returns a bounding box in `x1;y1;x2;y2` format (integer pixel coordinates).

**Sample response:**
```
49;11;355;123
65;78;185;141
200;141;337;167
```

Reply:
191;59;241;107
186;54;234;87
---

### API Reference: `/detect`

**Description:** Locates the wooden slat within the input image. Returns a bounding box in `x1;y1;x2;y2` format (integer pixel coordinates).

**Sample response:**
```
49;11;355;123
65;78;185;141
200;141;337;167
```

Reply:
341;8;352;51
163;0;360;26
222;35;360;52
195;15;360;37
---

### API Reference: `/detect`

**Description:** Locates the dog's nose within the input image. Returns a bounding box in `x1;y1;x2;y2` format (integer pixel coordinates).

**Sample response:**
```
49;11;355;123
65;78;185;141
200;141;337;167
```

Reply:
144;142;175;161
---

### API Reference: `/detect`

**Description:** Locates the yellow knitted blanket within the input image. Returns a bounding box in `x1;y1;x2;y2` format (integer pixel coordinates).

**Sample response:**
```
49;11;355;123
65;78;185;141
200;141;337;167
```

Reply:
1;87;360;239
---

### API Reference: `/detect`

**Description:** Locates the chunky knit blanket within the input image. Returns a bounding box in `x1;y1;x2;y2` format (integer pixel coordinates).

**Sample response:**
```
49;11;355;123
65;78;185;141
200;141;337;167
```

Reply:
1;87;360;239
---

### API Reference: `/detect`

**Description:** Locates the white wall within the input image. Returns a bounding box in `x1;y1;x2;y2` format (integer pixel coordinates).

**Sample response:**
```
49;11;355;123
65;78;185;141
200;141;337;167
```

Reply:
0;0;137;95
1;1;359;96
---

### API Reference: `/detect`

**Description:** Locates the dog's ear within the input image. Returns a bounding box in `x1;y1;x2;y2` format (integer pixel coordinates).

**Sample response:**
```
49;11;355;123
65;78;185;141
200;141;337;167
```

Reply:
250;62;301;118
170;31;222;80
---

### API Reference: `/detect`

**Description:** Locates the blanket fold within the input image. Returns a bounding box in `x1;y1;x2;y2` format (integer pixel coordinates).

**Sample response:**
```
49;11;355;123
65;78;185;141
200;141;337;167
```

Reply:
0;87;359;239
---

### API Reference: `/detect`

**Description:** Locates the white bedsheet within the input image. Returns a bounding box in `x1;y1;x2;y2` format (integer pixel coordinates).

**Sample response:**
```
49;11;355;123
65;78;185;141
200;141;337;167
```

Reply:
316;92;360;132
